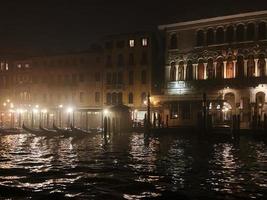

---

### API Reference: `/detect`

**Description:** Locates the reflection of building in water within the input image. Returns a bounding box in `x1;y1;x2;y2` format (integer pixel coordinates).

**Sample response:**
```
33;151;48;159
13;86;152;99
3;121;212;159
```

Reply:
155;11;267;128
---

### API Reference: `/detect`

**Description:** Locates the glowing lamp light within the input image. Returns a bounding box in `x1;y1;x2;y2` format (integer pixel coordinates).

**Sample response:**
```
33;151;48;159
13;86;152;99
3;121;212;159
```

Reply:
10;103;14;108
33;108;39;114
59;104;63;108
134;109;138;113
7;99;10;103
3;102;7;107
35;105;39;108
103;109;109;115
67;107;73;113
41;109;48;113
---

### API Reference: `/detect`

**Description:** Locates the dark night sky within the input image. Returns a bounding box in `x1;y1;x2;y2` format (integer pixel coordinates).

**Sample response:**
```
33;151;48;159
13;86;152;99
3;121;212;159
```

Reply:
0;0;267;56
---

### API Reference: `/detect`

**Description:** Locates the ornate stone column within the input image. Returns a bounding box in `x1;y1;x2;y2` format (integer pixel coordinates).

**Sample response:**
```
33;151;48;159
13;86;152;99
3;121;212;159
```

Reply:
233;60;237;78
193;64;198;80
214;61;217;78
223;61;227;78
255;58;259;77
265;58;267;76
184;64;187;80
204;63;207;79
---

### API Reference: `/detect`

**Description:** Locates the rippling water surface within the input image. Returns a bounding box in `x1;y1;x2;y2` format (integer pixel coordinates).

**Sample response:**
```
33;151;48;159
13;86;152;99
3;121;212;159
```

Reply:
0;132;267;199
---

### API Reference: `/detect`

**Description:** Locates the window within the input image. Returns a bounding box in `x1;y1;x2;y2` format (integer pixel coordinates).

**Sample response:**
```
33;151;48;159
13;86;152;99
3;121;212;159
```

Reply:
118;71;123;84
216;27;224;44
79;73;84;82
170;34;177;49
112;92;117;105
206;28;214;45
25;64;30;68
206;59;214;79
141;38;148;47
141;70;147;84
106;93;111;105
106;55;112;67
116;40;125;48
178;62;184;81
247;23;255;41
95;72;100;81
258;22;266;40
236;24;245;42
17;64;22;68
186;61;193;81
226;26;234;43
129;39;135;47
141;52;148;65
95;92;100;103
117;54;124;67
106;72;112;84
80;92;84;103
129;71;134;85
128;93;133;104
5;64;8;71
196;30;204;46
129;53;135;65
170;62;176;81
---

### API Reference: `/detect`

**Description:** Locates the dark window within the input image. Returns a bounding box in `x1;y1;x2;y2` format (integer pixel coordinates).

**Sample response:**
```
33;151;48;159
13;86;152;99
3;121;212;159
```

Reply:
170;34;177;49
141;70;147;84
236;24;245;42
129;53;135;65
112;72;117;84
106;93;111;105
186;61;193;81
95;92;100;103
196;30;204;46
128;93;133;104
258;22;266;40
141;52;148;65
207;28;214;45
106;55;112;67
226;26;234;43
181;102;191;120
236;56;244;78
117;54;124;67
116;40;125;48
95;72;100;81
216;27;224;43
80;92;84;103
105;41;113;49
112;92;117;105
79;74;84;82
247;23;255;41
129;71;134;85
118;71;123;84
106;72;112;84
170;62;176;81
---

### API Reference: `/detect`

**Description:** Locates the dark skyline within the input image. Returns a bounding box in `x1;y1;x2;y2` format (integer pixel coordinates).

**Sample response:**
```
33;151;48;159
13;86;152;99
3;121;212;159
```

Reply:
0;0;267;55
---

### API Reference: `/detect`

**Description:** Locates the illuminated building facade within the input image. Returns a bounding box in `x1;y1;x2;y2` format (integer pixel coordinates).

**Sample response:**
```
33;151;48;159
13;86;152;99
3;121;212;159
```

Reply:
157;11;267;128
102;32;162;123
0;50;104;129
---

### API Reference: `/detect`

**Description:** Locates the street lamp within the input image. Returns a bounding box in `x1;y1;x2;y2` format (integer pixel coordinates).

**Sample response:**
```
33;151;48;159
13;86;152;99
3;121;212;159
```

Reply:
67;107;73;127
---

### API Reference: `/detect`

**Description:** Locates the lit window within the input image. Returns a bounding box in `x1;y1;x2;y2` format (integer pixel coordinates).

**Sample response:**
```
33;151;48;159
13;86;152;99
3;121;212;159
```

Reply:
25;64;30;68
5;64;8;70
129;39;135;47
142;38;148;47
17;64;22;68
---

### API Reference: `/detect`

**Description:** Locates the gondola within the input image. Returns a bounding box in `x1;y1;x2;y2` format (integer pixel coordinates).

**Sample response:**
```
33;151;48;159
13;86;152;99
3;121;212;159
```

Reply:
39;125;58;134
52;123;73;135
70;124;91;135
22;123;44;135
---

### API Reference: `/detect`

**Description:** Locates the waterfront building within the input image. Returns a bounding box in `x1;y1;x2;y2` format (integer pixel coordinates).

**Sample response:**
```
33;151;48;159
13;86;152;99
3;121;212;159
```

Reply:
102;32;162;124
156;11;267;128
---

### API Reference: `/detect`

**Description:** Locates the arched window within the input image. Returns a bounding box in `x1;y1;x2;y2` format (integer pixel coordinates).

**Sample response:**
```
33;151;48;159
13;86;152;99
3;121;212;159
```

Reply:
128;93;133;104
106;93;111;105
258;22;266;40
226;57;234;78
186;60;193;81
197;59;205;80
236;56;244;78
247;55;255;77
226;26;234;43
196;30;204;46
216;27;224;44
111;92;117;105
170;62;176;81
247;23;255;41
258;54;266;77
224;92;236;111
206;28;214;45
216;58;224;79
170;34;177;49
178;61;184;80
117;54;124;67
256;92;265;107
118;92;123;104
206;59;214;79
236;24;245;42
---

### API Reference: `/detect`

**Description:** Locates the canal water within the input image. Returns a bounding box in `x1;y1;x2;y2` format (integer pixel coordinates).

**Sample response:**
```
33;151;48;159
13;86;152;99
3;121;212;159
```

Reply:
0;132;267;199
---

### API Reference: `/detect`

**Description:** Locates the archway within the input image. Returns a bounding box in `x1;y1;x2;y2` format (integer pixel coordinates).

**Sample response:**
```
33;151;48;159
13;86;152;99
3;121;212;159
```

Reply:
226;57;234;78
170;62;176;81
258;54;266;77
197;59;205;80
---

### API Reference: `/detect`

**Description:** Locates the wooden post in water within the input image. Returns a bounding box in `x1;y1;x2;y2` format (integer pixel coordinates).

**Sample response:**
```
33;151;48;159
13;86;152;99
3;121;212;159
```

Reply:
104;116;108;136
202;92;207;134
264;114;267;131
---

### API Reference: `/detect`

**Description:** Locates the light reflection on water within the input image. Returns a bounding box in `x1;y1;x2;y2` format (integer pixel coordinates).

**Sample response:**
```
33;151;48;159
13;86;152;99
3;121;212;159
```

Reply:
0;132;267;199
